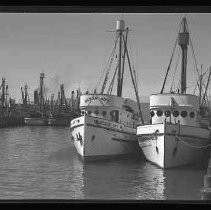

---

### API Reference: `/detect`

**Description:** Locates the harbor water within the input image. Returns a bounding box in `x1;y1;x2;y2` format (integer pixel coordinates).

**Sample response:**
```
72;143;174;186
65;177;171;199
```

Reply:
0;126;207;200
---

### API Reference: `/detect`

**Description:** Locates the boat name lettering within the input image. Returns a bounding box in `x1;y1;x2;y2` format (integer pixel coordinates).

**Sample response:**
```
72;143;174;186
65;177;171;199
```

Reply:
94;119;118;129
85;96;109;104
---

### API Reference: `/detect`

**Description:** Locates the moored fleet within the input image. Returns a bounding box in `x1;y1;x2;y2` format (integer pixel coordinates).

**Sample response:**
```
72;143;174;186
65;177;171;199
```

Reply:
1;16;211;170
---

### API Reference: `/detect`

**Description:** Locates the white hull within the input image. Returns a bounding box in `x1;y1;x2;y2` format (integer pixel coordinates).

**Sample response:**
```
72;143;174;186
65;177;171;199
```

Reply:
24;118;48;126
137;123;211;168
70;115;139;159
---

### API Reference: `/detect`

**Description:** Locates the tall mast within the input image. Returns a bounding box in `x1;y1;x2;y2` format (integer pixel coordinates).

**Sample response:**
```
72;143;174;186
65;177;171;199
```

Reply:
116;19;125;97
178;17;189;94
1;78;6;107
39;73;45;106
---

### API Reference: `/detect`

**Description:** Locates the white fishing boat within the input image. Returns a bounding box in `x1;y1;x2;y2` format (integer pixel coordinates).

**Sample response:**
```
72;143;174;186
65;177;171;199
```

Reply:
137;17;211;169
70;19;144;159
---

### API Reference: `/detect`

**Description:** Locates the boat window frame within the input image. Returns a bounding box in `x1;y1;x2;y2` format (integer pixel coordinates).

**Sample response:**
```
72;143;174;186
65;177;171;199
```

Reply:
181;110;188;118
164;110;171;117
173;110;179;117
156;110;163;117
150;110;155;117
189;111;195;118
95;110;99;115
102;110;107;116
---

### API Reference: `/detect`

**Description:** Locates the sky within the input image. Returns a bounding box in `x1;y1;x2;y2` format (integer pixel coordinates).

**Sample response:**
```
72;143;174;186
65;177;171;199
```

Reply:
0;13;211;103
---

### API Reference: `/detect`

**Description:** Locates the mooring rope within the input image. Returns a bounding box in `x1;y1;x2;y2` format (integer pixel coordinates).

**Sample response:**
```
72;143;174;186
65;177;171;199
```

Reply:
176;136;211;149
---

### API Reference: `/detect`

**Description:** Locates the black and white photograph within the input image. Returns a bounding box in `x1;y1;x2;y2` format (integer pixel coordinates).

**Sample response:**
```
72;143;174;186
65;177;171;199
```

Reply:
0;7;211;203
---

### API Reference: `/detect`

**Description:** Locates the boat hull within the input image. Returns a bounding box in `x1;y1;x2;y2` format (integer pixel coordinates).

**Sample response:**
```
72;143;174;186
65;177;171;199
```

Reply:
137;123;211;168
24;118;48;126
70;115;140;159
48;117;71;126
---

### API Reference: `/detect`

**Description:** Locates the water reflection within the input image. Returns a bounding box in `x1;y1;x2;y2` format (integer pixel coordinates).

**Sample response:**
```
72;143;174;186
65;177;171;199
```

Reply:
163;167;205;200
0;126;207;200
79;156;206;200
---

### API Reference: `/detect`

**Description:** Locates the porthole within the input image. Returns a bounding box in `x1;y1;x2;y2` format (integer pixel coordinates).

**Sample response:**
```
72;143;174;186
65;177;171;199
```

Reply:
150;111;155;117
173;110;179;117
81;111;85;115
190;112;195;118
95;110;99;115
102;111;107;116
181;111;188;118
157;110;163;117
164;110;171;117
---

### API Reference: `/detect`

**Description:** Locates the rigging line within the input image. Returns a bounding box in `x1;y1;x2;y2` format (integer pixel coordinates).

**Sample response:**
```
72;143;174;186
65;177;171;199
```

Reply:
160;36;178;94
107;62;119;94
193;82;198;95
100;33;119;93
188;28;201;91
202;66;211;104
189;37;200;78
95;33;118;91
120;28;129;93
122;33;144;125
170;47;181;91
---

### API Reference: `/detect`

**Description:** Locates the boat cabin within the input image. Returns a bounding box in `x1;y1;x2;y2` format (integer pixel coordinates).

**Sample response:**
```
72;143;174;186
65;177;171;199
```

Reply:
79;94;139;129
149;93;200;127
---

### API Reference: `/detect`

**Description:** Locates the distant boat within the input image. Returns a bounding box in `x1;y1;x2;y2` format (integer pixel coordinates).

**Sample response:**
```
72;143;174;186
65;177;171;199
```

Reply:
24;116;48;126
70;19;144;159
48;112;78;126
137;17;211;169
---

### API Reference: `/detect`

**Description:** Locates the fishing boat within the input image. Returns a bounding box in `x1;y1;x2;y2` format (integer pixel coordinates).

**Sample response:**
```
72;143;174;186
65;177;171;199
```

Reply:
48;112;78;126
24;73;48;126
24;116;48;126
70;19;144;159
137;17;211;169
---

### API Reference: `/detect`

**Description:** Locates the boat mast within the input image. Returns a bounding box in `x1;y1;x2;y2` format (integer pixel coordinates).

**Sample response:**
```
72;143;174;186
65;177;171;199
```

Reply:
178;17;189;94
1;78;6;107
116;19;125;97
39;73;45;115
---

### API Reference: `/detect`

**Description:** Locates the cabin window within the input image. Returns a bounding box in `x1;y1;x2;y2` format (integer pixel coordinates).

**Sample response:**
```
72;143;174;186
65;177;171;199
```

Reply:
87;111;92;115
164;110;171;117
190;112;195;118
181;111;188;118
173;110;179;117
156;110;163;117
150;111;155;117
102;111;107;116
95;110;99;115
81;110;85;115
110;110;119;122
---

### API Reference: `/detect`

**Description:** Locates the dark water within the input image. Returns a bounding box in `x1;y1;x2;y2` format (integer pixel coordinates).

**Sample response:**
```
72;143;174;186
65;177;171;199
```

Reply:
0;126;207;200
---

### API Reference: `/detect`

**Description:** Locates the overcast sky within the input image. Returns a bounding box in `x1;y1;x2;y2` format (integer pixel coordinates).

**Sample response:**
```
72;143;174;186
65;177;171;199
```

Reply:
0;13;211;103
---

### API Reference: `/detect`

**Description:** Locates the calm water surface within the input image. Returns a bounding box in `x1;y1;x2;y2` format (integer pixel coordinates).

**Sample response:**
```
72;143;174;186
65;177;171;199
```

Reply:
0;126;207;200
